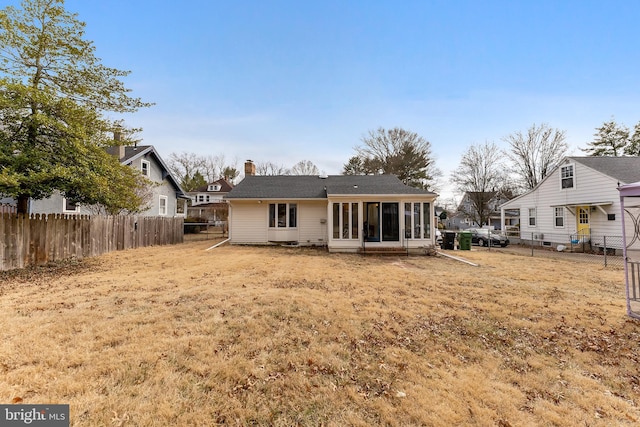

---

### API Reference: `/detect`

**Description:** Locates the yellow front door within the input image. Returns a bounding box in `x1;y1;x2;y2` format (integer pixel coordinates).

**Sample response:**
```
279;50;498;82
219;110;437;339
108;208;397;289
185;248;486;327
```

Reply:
577;206;590;240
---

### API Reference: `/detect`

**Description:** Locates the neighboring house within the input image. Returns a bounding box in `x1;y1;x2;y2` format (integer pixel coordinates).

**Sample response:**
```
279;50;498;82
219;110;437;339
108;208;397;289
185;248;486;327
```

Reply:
500;156;640;250
0;197;17;214
225;161;438;253
455;191;518;230
28;145;188;216
186;178;233;223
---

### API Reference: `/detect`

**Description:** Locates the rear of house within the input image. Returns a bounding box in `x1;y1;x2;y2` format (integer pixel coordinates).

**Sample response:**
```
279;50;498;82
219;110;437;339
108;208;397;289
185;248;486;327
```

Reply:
226;163;438;253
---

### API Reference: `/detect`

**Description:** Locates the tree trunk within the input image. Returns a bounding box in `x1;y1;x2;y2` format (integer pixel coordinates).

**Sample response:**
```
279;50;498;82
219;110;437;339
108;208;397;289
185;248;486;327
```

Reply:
17;195;29;214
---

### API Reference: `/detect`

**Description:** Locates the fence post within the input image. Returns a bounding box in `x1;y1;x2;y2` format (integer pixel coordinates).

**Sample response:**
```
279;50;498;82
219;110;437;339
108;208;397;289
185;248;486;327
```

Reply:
603;235;607;267
531;232;534;257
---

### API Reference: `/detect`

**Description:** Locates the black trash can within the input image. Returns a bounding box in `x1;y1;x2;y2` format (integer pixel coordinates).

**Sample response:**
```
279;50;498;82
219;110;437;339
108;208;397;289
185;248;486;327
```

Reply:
442;231;456;250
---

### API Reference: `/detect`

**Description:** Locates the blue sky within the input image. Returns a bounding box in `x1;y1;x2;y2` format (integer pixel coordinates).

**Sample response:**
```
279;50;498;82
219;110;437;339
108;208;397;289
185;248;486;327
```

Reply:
26;1;640;199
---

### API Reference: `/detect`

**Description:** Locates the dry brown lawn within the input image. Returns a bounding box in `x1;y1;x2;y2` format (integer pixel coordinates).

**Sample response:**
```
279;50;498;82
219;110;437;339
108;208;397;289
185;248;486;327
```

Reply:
1;241;639;426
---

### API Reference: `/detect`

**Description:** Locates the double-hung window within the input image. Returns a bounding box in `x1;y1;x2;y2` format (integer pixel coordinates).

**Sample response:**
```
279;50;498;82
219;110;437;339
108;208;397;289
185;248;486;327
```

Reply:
159;195;168;216
141;160;150;177
560;165;574;189
528;208;536;226
554;207;564;227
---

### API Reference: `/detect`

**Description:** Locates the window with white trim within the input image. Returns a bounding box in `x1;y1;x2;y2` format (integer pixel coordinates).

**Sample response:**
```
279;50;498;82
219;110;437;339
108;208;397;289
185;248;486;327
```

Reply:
404;202;431;239
528;208;536;226
159;195;168;216
141;160;150;177
63;198;80;214
332;202;358;239
423;202;431;238
269;203;297;228
560;164;574;189
554;207;564;227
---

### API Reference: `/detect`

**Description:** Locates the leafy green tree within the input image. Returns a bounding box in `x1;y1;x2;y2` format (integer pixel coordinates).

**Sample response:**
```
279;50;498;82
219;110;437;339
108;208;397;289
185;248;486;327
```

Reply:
343;127;441;190
182;171;207;192
582;119;630;156
222;166;240;182
0;0;151;214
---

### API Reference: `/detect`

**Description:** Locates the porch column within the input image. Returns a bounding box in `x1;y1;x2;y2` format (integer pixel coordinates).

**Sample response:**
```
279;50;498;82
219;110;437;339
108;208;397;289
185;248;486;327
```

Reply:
500;207;505;231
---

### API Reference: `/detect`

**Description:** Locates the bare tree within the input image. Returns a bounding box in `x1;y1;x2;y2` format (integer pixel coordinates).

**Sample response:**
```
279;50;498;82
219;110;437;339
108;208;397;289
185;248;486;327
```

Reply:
290;160;320;176
256;161;290;176
502;123;568;191
343;127;441;190
167;152;206;191
451;142;506;227
202;154;226;182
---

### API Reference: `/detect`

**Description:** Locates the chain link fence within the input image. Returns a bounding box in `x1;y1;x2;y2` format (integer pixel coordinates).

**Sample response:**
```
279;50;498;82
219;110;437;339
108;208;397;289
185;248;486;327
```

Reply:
183;222;228;242
493;231;624;268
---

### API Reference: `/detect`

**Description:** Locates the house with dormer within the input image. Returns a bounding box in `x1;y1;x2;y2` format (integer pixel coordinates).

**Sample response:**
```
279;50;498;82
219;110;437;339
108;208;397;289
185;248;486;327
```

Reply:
225;161;438;254
186;178;233;224
499;156;640;250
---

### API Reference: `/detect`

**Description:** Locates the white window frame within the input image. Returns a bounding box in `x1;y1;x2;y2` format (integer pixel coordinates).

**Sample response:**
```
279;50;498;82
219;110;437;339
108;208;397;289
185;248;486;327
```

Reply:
159;195;168;216
269;203;297;228
554;207;564;228
528;208;536;227
62;197;80;214
332;202;358;240
560;164;574;189
141;159;150;177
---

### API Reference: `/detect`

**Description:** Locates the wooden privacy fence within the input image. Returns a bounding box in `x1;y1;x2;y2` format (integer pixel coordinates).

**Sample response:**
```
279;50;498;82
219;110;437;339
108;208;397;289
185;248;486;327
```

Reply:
0;214;184;271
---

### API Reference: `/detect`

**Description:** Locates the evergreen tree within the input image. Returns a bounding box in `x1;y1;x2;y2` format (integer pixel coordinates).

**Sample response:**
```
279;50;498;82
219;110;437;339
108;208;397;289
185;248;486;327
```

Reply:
582;119;630;156
343;127;441;190
624;121;640;156
0;0;151;213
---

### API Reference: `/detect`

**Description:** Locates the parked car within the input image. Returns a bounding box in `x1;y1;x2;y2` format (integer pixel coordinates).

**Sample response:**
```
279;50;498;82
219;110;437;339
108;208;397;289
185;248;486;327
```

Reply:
466;228;509;247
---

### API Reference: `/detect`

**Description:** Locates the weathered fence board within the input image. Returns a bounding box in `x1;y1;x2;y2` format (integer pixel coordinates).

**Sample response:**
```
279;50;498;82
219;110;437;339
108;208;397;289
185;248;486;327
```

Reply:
0;214;184;271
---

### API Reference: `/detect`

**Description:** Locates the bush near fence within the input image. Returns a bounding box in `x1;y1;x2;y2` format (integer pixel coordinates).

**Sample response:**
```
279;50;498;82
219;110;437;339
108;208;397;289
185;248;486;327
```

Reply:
0;213;184;271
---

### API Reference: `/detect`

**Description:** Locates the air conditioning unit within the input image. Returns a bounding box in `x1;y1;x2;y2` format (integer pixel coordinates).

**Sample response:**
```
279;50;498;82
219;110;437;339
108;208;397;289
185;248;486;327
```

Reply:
533;233;544;240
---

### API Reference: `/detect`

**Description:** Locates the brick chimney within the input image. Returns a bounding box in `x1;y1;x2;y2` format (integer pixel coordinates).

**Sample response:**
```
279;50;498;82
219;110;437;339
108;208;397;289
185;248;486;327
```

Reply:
244;159;256;176
106;130;125;160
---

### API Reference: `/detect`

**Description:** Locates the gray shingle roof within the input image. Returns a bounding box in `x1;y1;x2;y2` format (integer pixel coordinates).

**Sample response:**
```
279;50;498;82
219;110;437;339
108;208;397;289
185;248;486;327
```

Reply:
226;175;436;199
571;156;640;184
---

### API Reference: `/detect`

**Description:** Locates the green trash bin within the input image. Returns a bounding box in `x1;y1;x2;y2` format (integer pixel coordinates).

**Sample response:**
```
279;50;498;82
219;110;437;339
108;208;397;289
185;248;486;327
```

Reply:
459;231;472;250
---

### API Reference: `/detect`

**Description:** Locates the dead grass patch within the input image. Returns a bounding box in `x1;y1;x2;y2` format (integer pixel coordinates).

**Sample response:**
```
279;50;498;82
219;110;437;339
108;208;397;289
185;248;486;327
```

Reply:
0;243;639;426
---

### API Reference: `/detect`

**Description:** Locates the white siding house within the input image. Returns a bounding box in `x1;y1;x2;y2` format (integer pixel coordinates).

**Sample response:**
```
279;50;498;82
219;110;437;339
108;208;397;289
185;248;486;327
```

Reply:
226;162;438;254
500;156;640;251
